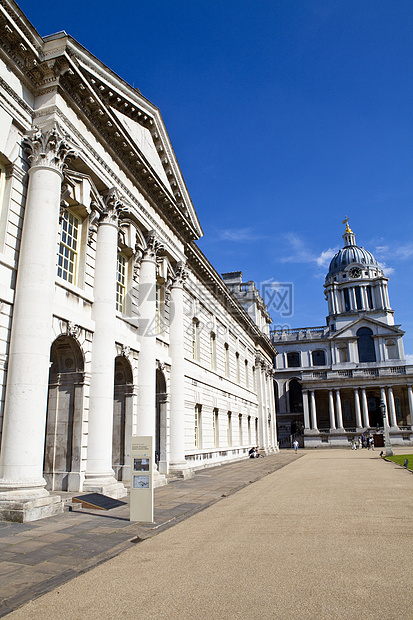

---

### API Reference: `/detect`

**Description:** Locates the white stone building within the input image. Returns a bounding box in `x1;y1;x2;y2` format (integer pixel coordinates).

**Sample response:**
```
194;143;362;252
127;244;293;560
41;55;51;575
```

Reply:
272;222;413;448
0;1;277;521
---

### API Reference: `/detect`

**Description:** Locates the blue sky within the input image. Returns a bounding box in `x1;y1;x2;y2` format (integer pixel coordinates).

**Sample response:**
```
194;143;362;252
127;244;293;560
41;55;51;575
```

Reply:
17;0;413;354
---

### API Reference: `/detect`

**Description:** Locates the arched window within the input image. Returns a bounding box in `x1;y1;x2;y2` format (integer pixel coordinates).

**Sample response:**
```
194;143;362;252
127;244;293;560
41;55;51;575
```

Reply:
287;352;300;368
312;350;326;366
289;379;303;413
357;327;376;363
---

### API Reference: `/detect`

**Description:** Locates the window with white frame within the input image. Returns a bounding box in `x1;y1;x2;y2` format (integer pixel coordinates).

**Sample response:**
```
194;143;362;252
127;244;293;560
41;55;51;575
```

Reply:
194;404;201;448
57;210;80;284
192;319;200;360
224;343;230;378
210;332;216;370
213;408;219;447
156;283;165;334
116;253;127;313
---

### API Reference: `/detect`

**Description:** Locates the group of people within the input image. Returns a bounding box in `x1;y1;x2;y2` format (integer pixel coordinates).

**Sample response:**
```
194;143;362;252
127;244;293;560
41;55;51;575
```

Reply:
351;434;374;450
249;447;264;458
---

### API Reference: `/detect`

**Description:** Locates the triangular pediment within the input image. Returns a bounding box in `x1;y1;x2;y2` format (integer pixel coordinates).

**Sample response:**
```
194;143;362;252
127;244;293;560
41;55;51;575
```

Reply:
111;107;171;189
331;316;404;340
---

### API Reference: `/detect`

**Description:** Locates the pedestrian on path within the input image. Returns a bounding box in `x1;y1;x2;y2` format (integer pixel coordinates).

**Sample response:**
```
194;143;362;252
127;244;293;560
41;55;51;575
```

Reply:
293;439;299;453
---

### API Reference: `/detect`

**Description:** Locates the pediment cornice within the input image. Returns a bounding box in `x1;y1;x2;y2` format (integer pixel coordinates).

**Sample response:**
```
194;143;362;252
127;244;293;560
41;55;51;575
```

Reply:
58;52;202;242
330;316;404;340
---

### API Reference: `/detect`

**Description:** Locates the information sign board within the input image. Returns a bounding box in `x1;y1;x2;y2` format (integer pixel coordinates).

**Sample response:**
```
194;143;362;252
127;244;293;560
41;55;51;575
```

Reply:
130;436;154;522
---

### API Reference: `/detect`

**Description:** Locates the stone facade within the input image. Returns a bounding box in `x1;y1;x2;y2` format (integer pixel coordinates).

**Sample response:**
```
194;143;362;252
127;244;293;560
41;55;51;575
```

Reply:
272;222;413;449
0;1;277;521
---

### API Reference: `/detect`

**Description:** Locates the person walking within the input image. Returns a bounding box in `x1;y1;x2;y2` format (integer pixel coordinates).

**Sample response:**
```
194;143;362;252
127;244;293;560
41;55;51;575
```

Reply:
293;439;299;454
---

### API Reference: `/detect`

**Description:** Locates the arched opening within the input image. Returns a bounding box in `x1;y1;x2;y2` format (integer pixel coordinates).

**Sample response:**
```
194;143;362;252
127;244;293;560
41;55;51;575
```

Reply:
44;336;84;491
156;368;168;474
289;379;303;413
113;356;133;481
357;327;376;363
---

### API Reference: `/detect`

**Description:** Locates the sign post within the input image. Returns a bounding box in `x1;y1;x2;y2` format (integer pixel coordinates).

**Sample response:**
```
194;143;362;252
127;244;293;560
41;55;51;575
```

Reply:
130;436;154;522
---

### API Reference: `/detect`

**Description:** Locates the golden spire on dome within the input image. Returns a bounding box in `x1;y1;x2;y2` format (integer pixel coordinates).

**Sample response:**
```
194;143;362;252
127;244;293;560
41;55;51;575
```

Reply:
342;216;352;233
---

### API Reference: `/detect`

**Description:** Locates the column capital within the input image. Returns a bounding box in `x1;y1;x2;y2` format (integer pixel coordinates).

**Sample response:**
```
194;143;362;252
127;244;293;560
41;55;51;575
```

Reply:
170;261;189;288
100;187;125;225
24;124;78;173
143;230;164;261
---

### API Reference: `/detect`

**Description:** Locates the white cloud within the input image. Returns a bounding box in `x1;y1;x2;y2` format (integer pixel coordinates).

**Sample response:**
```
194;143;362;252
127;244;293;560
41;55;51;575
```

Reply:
218;228;261;242
404;354;413;365
377;261;395;276
281;233;338;271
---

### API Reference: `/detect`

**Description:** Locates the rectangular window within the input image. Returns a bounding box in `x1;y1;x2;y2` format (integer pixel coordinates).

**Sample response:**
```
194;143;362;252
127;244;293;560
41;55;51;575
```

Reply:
238;414;243;445
366;286;373;309
213;408;219;447
355;286;362;310
195;404;201;448
192;320;199;360
156;284;164;334
116;253;127;313
248;416;251;444
210;333;216;370
343;288;350;312
227;412;232;446
225;344;229;378
57;210;79;284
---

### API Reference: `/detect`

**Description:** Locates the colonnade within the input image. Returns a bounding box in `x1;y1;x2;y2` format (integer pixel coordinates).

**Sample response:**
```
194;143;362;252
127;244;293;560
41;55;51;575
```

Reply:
0;125;190;520
302;385;413;431
255;354;277;451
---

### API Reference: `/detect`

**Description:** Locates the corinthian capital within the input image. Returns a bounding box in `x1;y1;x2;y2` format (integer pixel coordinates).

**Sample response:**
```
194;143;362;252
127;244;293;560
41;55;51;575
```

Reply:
142;230;164;260
171;261;189;287
100;187;125;225
24;125;78;172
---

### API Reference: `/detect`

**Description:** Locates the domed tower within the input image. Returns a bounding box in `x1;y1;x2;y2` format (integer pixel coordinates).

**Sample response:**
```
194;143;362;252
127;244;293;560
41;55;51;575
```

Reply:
324;219;394;330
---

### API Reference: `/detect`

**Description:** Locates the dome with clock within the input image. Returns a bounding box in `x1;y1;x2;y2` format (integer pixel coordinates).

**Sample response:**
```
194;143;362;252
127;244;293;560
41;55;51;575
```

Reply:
323;219;393;330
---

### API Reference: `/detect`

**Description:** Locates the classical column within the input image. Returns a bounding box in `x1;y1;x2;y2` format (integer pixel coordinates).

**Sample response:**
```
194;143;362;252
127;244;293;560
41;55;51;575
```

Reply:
310;390;318;430
335;389;344;429
380;387;389;424
387;387;398;428
302;390;310;430
84;189;126;498
136;232;164;441
354;389;363;429
328;390;336;430
168;262;192;477
361;388;369;427
255;354;266;449
268;368;278;448
407;386;413;425
0;126;77;521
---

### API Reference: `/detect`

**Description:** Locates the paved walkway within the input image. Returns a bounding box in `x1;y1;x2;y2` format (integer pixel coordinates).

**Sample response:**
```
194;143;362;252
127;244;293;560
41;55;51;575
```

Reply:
0;452;297;617
2;448;413;619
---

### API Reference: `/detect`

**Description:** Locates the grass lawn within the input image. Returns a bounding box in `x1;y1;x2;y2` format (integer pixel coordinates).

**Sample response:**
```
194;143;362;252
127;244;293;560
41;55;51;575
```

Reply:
384;454;413;471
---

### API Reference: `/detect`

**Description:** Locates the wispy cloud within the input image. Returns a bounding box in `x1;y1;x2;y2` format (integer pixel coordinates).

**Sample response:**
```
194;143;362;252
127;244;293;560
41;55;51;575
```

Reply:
281;233;338;271
375;242;413;261
218;227;263;243
405;353;413;365
377;261;395;276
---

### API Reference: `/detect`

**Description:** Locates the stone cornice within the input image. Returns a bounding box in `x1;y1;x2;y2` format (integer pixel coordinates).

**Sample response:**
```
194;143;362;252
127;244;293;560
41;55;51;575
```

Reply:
186;242;277;359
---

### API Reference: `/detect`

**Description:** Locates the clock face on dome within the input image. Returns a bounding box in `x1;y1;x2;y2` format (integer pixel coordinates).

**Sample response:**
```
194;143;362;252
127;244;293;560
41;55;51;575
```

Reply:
349;267;362;278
